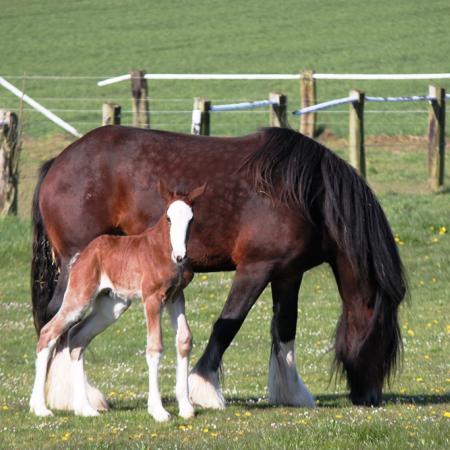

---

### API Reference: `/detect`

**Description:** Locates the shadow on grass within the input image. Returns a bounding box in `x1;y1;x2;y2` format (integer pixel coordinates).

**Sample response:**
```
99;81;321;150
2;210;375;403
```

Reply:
108;392;450;413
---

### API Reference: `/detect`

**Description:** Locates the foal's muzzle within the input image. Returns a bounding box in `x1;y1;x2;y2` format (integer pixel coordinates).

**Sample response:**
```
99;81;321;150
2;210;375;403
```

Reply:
176;255;187;264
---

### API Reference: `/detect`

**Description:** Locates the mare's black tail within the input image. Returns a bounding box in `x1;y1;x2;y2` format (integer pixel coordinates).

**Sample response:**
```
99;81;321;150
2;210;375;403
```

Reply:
31;158;58;333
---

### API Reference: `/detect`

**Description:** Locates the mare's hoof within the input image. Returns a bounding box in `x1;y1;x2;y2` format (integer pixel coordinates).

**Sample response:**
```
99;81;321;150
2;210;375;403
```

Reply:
188;372;225;409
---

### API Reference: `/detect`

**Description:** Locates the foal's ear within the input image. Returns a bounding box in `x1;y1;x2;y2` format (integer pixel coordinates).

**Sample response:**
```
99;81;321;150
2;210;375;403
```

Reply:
188;183;207;202
157;180;173;202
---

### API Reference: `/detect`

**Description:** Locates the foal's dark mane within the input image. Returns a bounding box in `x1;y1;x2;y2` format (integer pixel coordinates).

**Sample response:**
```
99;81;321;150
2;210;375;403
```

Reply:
242;127;407;381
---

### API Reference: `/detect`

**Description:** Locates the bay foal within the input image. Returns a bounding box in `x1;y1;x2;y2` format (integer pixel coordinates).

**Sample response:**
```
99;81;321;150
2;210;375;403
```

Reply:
30;182;206;421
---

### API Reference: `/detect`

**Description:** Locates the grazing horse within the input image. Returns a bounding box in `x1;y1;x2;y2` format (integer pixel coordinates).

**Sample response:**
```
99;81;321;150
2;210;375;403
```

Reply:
30;182;205;421
31;126;406;411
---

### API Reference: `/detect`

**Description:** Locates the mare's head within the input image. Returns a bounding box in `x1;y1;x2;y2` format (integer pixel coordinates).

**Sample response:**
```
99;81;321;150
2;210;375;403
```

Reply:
157;180;206;264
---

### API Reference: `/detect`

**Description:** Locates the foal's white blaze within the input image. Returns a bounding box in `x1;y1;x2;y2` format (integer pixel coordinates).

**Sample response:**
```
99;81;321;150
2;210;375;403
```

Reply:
167;200;193;263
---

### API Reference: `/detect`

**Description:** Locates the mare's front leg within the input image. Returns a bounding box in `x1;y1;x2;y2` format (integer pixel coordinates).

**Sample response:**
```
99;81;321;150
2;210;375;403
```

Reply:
189;262;271;409
68;293;131;416
269;275;315;407
166;292;194;419
144;294;170;422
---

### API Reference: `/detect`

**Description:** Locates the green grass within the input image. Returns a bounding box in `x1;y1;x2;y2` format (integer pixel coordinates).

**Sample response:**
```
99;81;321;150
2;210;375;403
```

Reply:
1;0;450;137
1;1;450;448
1;138;449;449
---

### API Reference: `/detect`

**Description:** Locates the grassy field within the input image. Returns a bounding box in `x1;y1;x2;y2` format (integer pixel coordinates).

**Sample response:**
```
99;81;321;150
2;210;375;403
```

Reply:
1;135;449;449
0;1;449;448
1;0;450;137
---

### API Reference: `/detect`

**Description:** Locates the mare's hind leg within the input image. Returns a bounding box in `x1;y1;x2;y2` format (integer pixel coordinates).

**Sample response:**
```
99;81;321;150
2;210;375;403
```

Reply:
189;262;271;409
45;261;108;412
166;292;194;419
268;275;315;407
331;251;383;406
67;293;131;416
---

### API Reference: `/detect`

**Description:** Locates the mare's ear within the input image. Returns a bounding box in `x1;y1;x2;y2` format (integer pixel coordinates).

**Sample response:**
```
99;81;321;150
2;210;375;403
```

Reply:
188;183;207;202
157;180;173;202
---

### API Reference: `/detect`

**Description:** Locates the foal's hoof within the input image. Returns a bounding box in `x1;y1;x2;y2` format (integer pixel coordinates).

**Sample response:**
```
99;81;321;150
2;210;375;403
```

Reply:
149;407;171;422
179;402;195;419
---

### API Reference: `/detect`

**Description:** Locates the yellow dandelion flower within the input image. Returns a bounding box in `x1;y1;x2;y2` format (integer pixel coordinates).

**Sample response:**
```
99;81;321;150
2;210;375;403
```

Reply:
446;325;450;334
407;329;415;337
443;412;450;418
244;411;252;416
335;414;343;419
151;432;158;438
432;237;439;243
203;428;209;433
2;405;9;411
439;226;447;235
210;432;218;437
234;412;241;417
416;377;423;382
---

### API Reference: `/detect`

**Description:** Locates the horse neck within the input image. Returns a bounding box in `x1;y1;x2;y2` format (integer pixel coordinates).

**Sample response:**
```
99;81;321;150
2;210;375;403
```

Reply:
143;215;172;260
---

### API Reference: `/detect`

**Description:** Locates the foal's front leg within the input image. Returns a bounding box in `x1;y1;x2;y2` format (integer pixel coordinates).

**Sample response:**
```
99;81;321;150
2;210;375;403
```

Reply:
144;295;170;422
167;292;194;419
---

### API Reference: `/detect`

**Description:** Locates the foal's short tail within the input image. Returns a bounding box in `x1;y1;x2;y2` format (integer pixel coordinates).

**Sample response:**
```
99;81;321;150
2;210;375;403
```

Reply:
31;158;58;333
320;149;408;382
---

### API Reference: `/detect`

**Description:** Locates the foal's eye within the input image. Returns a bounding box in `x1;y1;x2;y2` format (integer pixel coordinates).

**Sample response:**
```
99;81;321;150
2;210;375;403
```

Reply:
166;216;171;223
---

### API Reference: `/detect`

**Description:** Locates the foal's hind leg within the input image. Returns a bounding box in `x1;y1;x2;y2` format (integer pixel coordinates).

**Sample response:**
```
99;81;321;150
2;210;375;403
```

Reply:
268;275;315;407
166;292;194;419
331;252;384;406
189;262;271;409
68;293;131;416
45;262;108;412
30;291;90;416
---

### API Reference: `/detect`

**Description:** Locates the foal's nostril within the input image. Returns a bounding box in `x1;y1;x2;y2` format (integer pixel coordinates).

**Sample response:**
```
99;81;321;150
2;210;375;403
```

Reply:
176;255;183;263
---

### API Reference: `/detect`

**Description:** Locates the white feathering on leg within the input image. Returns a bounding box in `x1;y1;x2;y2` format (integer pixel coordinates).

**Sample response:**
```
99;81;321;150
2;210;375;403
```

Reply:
268;340;315;407
188;370;225;409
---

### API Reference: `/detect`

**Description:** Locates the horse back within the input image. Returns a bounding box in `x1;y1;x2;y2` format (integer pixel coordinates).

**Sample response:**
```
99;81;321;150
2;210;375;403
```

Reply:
39;127;263;264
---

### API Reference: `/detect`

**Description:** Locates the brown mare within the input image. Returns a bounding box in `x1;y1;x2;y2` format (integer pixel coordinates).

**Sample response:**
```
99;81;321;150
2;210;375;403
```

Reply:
30;182;205;420
31;126;406;410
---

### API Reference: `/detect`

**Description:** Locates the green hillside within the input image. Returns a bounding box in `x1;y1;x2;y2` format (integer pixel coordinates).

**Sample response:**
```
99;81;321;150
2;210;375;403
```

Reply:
1;0;449;137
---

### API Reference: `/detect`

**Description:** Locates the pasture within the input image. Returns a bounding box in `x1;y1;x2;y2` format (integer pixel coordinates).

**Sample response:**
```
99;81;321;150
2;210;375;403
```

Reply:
1;0;450;137
0;0;449;448
1;135;449;449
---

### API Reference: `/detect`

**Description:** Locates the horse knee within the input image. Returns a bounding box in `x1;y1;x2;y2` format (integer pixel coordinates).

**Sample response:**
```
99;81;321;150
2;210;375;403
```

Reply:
177;330;192;358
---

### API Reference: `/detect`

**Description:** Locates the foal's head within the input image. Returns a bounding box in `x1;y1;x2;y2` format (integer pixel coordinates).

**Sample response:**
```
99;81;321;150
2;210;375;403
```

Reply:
157;181;206;264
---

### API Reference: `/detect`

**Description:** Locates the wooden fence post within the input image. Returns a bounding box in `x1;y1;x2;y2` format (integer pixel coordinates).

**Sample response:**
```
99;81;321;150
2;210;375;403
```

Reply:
427;85;445;190
191;97;211;136
131;70;150;128
348;89;366;178
0;111;21;216
269;92;288;128
299;70;316;137
102;102;121;125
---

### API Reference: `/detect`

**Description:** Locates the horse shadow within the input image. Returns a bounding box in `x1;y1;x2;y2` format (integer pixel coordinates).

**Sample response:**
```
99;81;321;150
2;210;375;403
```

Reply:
110;391;449;413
